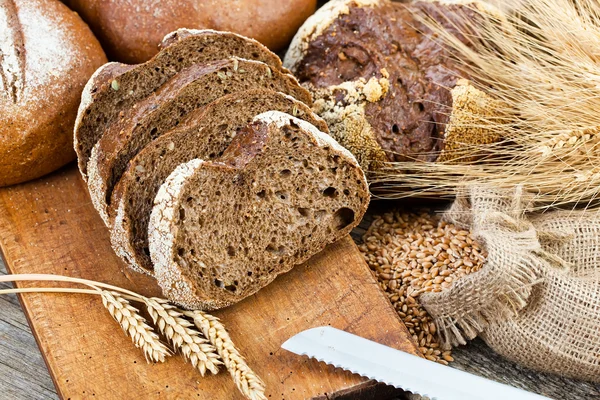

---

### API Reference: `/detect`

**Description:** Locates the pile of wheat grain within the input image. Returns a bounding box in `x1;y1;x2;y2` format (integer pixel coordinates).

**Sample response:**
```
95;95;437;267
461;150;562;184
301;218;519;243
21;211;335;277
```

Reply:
358;210;487;364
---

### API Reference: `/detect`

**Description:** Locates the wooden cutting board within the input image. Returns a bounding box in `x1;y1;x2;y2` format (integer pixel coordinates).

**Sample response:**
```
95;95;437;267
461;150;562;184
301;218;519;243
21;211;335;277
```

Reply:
0;164;418;400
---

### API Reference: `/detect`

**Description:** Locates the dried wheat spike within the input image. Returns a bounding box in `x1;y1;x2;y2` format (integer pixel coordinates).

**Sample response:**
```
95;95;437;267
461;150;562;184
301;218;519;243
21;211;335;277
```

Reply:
144;297;221;376
185;310;267;400
100;291;171;363
539;126;600;157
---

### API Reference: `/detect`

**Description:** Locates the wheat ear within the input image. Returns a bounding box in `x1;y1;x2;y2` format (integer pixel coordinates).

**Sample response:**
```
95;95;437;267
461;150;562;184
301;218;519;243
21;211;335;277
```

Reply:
0;274;266;399
371;0;600;209
144;297;221;376
185;310;267;400
100;290;171;363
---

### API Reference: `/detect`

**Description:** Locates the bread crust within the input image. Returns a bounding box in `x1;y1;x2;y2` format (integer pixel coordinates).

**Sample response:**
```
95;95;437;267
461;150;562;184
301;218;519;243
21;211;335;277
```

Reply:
438;79;504;162
149;112;369;310
61;0;317;63
284;0;379;72
0;0;106;187
285;0;502;171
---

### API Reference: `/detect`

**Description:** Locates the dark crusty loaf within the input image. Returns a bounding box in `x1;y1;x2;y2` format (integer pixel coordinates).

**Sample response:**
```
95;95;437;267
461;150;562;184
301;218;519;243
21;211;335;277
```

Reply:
0;0;106;187
284;0;500;170
75;29;288;179
87;58;311;225
111;89;328;275
148;111;369;310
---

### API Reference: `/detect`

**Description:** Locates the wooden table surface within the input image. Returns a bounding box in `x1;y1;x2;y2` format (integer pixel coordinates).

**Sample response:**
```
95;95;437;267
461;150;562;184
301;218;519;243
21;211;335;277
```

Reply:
1;207;600;400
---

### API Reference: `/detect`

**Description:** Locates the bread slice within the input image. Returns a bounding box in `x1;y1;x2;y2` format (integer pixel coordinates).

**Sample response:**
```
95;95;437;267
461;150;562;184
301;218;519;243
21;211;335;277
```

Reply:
110;89;328;275
87;58;311;225
75;29;287;179
148;111;370;310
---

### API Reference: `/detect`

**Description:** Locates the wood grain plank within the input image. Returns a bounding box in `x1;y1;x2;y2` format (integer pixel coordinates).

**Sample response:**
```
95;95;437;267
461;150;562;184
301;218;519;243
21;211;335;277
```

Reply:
0;164;417;399
451;339;600;400
0;259;57;400
4;187;599;399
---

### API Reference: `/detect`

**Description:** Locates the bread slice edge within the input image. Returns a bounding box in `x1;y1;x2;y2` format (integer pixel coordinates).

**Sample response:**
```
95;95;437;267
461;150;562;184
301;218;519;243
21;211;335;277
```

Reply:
149;159;231;310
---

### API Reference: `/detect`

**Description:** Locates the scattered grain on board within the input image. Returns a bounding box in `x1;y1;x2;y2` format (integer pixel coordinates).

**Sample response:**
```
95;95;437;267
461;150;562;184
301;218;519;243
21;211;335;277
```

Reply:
358;210;487;364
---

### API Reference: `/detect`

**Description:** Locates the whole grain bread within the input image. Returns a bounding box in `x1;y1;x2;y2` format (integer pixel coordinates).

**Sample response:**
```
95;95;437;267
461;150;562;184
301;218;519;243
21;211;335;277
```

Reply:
148;111;369;309
284;0;501;170
87;58;311;225
111;89;328;274
0;0;106;187
75;29;288;179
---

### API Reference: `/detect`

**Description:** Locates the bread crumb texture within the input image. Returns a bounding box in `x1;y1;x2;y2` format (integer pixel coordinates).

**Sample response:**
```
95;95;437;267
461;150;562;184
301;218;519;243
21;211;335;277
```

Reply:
149;112;369;310
149;159;223;310
310;76;390;170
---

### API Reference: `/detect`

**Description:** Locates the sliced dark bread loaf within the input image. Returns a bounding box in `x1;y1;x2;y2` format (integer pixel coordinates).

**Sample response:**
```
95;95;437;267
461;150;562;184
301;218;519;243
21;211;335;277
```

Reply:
75;28;289;179
110;89;328;274
87;58;311;225
148;111;370;310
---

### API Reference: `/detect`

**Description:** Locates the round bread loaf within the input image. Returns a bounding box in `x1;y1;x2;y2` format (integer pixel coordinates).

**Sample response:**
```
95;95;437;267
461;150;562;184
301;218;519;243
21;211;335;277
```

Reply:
0;0;106;187
61;0;317;63
284;0;502;171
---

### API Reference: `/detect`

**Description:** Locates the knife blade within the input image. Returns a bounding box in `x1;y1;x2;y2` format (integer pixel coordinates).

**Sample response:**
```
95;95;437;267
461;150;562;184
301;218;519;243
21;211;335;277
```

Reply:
281;326;551;400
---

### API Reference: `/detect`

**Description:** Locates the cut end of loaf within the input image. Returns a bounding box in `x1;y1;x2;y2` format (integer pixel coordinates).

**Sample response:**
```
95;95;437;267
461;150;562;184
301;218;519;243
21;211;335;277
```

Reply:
437;79;505;163
284;0;381;72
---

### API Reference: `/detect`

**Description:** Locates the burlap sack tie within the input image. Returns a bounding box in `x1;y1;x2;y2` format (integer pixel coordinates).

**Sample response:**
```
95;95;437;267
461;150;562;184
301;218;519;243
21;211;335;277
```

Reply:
421;186;600;382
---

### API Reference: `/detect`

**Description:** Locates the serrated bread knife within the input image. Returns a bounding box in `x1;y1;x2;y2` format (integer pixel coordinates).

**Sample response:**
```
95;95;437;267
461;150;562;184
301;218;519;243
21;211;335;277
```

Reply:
282;326;551;400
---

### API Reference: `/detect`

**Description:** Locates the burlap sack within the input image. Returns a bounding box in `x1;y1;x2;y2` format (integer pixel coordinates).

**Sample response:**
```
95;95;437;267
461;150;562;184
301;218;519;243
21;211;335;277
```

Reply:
420;186;600;382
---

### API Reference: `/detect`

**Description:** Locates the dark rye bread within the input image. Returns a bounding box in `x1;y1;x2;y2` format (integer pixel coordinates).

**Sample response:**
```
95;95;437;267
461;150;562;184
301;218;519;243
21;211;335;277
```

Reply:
111;89;328;275
75;29;288;179
148;111;369;310
284;0;498;170
87;58;311;225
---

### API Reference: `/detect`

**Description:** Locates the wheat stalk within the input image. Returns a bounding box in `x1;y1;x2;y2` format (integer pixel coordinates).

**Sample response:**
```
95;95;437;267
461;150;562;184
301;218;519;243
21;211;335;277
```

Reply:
144;297;221;376
371;0;600;210
101;290;171;363
185;310;267;400
0;274;266;399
